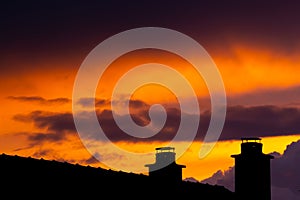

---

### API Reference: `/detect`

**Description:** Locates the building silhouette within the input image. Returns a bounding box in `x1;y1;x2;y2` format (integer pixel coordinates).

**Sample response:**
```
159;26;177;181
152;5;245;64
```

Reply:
145;147;186;183
231;137;274;200
0;153;235;199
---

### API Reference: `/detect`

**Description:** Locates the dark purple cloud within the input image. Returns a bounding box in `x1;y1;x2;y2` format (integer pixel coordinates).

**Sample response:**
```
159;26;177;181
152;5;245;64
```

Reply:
28;132;66;143
14;111;75;133
11;131;70;151
93;108;178;142
200;140;300;200
76;98;111;108
220;105;300;140
13;111;76;145
13;103;300;143
201;167;235;192
227;85;300;107
12;131;72;148
271;140;300;196
76;98;150;111
7;96;70;105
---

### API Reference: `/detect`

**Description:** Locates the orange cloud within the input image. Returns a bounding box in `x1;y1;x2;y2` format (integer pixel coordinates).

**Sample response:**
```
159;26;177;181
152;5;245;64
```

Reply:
213;44;300;94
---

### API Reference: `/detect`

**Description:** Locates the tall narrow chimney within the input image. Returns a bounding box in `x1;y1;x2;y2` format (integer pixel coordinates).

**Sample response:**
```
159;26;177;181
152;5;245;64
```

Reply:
231;138;274;200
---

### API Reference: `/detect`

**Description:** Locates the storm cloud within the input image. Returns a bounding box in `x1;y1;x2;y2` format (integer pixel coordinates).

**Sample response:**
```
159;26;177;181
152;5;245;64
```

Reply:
220;105;300;140
14;111;75;133
13;102;300;143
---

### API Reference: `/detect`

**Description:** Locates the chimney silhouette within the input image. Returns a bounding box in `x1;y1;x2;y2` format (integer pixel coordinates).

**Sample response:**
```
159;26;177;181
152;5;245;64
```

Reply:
231;137;274;200
145;147;186;183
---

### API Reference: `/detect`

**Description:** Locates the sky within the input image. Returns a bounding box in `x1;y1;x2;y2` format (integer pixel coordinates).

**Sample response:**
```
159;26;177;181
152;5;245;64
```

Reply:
1;0;300;199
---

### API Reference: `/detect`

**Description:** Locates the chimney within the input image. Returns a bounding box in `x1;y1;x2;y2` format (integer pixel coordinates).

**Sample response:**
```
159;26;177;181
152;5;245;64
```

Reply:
145;147;186;183
231;138;274;200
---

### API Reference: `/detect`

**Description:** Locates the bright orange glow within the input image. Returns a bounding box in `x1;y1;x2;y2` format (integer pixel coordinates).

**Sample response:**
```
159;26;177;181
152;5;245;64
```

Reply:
213;44;300;94
96;49;209;104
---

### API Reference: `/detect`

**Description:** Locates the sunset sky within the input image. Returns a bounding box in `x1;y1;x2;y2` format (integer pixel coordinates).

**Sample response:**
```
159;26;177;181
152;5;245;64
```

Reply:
1;1;300;199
